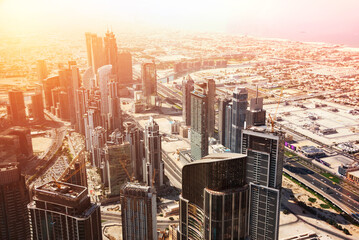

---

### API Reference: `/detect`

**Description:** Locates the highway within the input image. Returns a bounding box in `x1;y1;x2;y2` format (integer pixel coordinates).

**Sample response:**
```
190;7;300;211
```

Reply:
284;158;359;213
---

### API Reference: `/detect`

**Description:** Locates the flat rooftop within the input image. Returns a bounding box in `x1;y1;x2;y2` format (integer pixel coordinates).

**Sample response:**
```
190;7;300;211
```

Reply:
35;181;88;204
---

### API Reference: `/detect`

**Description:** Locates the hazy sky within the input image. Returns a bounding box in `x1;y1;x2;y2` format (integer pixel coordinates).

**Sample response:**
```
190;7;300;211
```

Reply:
1;0;358;45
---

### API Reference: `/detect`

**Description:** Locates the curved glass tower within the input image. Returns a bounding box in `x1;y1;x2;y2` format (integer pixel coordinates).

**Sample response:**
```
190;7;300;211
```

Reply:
179;153;249;240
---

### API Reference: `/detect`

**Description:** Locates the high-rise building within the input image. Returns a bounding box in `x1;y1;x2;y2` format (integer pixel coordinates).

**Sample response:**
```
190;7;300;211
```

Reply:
117;51;133;84
182;75;194;126
231;87;248;153
190;90;208;160
0;135;19;163
85;32;94;67
98;64;113;115
224;103;233;149
206;78;216;138
246;90;266;127
0;162;30;240
141;62;157;106
104;141;132;196
8;90;26;125
82;67;95;90
108;81;122;132
218;97;231;146
75;87;89;134
43;76;60;110
91;126;107;167
37;60;48;82
28;181;102;240
241;127;284;240
144;117;164;188
31;91;45;122
104;30;118;74
124;122;143;181
178;153;249;240
120;182;157;240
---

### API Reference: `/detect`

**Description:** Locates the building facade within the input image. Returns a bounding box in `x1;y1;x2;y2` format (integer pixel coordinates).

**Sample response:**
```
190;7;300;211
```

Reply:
241;128;284;240
178;153;249;240
141;62;157;107
182;75;194;126
28;181;102;240
231;87;248;153
144;117;164;188
190;90;208;160
120;182;157;240
0;163;30;240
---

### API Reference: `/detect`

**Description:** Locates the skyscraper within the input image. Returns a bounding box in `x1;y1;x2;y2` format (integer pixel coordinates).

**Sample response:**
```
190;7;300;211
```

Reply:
104;141;132;197
28;181;102;240
117;51;133;84
37;59;48;82
0;162;30;239
231;87;248;153
85;33;105;73
104;30;118;73
190;90;208;160
124;122;143;181
246;90;266;127
241;127;284;240
98;64;113;115
120;182;157;240
43;76;60;110
206;78;216;138
224;103;233;149
141;62;157;106
218;97;231;145
182;75;194;126
178;153;249;240
8;90;26;125
108;81;122;132
31;91;45;122
144;117;164;188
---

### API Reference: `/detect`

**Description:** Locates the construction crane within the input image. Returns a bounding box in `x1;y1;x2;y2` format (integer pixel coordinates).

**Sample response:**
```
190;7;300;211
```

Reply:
268;88;284;132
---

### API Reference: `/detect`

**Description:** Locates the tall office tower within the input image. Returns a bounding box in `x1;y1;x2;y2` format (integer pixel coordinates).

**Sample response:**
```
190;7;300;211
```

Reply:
83;67;95;89
28;181;102;240
241;128;285;240
8;90;26;125
120;182;157;240
43;76;60;110
0;162;30;240
84;107;101;152
190;90;208;160
91;34;105;73
104;30;118;71
206;78;216;138
144;117;164;188
59;91;70;120
124;122;143;181
108;81;122;131
117;51;133;84
231;87;248;153
91;126;107;167
85;32;94;67
104;141;132;196
218;97;231;145
182;75;194;126
75;88;89;134
70;66;81;126
247;90;266;127
31;91;45;122
141;62;157;106
37;59;48;82
178;153;249;240
224;103;233;148
98;65;113;115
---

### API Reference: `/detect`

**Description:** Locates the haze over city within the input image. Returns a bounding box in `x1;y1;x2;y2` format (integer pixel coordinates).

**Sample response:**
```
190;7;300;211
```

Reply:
1;0;359;46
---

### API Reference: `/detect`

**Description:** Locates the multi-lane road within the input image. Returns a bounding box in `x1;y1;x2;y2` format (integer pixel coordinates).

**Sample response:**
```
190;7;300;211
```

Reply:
284;158;359;213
